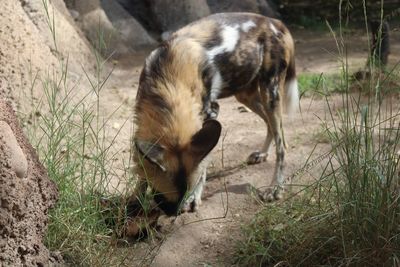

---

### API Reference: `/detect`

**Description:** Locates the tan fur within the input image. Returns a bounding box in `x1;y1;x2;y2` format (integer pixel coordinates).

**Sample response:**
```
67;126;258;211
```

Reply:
134;40;209;204
135;46;204;147
173;20;218;43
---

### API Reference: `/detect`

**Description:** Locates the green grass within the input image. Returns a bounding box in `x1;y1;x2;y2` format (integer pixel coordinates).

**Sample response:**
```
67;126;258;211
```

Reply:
235;87;400;265
23;55;138;266
19;1;147;265
298;73;343;96
235;4;400;266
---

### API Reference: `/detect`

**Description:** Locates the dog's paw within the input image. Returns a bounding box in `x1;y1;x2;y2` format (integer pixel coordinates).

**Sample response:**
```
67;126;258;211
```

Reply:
181;196;201;213
247;151;267;165
259;186;284;202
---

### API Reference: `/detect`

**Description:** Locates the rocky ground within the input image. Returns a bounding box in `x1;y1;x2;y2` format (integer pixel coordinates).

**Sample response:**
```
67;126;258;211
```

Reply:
0;100;59;266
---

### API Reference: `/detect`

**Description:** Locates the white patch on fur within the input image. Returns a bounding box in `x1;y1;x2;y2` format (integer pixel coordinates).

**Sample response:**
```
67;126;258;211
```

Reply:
207;24;240;59
241;20;256;32
285;79;300;115
270;23;279;35
210;71;223;100
205;25;240;99
145;48;160;73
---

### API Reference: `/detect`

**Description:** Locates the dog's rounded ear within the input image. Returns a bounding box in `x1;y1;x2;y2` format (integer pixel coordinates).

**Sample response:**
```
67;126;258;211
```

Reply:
135;140;167;172
190;120;222;164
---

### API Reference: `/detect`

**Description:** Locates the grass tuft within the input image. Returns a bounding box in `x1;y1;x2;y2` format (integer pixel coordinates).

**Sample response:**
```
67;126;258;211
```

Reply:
298;73;343;97
235;4;400;266
19;2;148;265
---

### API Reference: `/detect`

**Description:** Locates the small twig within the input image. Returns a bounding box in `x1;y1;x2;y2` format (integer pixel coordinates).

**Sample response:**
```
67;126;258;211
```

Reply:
220;130;228;168
207;162;247;180
182;177;229;226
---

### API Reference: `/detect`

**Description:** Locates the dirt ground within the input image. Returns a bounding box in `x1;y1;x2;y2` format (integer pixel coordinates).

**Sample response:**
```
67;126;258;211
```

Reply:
94;29;400;266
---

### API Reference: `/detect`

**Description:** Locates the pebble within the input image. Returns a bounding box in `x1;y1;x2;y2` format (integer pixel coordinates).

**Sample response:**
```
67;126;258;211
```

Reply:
113;122;120;129
0;121;28;178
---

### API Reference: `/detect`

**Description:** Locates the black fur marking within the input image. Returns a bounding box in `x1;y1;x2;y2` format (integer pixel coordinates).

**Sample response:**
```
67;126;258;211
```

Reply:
201;64;215;92
204;29;223;49
135;78;172;115
270;36;285;73
268;82;279;110
173;158;188;202
154;193;179;216
260;64;276;89
286;56;296;82
258;35;286;111
279;58;288;74
213;52;259;95
153;156;188;216
136;44;173;115
277;150;284;162
146;44;171;81
258;32;267;45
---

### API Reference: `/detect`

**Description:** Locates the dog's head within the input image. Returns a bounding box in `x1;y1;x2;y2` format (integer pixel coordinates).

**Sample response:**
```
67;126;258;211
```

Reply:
134;119;221;216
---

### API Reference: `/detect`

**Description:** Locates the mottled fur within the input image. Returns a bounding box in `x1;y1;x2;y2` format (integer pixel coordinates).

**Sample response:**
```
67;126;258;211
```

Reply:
133;13;299;215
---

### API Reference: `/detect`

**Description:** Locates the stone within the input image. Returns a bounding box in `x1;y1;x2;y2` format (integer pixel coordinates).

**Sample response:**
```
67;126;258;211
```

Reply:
0;121;28;178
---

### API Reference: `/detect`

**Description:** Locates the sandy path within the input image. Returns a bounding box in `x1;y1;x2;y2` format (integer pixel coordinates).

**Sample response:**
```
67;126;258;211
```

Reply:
98;29;400;266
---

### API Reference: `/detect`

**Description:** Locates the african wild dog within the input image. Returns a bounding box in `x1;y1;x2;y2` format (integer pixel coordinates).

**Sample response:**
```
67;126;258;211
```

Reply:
133;13;299;216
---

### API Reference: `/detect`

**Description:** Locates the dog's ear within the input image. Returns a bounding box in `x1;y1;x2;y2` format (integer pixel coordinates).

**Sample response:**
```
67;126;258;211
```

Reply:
190;120;222;164
135;140;166;172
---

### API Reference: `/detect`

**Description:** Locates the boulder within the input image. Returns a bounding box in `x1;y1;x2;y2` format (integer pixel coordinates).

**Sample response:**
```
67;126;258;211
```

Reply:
117;0;161;35
0;100;59;266
149;0;211;32
69;0;155;57
80;7;132;56
207;0;279;19
100;0;156;49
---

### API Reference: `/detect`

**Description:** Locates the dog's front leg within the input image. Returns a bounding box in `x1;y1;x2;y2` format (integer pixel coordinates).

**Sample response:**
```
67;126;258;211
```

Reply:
181;169;207;212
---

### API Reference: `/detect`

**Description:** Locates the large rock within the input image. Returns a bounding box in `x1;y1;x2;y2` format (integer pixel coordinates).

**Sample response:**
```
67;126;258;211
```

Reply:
80;7;132;56
0;100;59;266
69;0;155;57
117;0;160;34
149;0;211;32
207;0;279;18
100;0;156;49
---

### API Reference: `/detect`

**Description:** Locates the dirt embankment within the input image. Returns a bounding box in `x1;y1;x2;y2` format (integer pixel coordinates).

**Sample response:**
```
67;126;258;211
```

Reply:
0;0;92;264
0;100;59;266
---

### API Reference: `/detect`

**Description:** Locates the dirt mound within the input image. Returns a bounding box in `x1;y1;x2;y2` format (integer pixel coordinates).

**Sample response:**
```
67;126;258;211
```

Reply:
0;100;59;266
0;0;94;113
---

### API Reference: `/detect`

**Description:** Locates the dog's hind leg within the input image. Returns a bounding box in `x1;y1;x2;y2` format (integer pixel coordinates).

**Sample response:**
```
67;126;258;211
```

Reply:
235;76;286;201
235;83;273;165
259;75;286;201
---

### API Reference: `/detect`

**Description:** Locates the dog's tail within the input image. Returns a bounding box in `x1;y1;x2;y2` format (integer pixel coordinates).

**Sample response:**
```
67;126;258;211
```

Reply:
284;53;300;115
